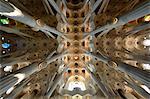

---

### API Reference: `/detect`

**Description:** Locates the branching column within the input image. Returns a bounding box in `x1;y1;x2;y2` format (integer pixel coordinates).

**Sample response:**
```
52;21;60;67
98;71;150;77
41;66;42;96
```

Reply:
83;0;102;24
85;52;150;88
45;67;67;98
0;63;39;96
125;78;150;98
48;0;68;24
0;0;68;39
85;66;115;98
4;78;31;99
86;0;150;36
115;61;150;87
0;52;64;96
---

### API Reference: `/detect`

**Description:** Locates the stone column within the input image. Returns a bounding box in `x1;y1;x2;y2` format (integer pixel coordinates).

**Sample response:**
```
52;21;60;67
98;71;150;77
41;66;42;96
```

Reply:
0;51;64;96
126;23;150;36
86;52;150;89
85;66;116;98
0;26;34;38
0;63;39;96
4;78;31;99
0;0;67;39
48;0;68;24
45;67;67;98
83;0;102;24
125;78;150;98
115;61;150;87
86;0;150;36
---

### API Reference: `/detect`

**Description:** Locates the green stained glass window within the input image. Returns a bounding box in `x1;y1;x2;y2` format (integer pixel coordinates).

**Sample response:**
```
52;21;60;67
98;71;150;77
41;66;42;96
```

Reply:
0;18;9;24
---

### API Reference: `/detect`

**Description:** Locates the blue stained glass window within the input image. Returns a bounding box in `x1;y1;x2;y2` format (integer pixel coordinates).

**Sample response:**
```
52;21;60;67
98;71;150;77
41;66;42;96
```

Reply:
2;43;11;48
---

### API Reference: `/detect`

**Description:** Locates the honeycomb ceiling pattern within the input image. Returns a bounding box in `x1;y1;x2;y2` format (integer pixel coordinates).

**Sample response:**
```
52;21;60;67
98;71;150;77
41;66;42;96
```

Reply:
0;0;150;99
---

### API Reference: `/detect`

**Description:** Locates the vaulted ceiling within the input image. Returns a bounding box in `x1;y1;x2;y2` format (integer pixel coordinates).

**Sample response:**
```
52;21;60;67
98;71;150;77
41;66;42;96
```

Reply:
0;0;150;99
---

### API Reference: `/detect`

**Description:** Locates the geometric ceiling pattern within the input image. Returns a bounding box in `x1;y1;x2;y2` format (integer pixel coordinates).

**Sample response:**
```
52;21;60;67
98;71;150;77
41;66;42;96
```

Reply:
0;0;150;99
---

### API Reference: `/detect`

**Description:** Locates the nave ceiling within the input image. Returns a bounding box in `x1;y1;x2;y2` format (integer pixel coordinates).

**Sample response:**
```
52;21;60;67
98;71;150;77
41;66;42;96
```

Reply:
0;0;150;99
